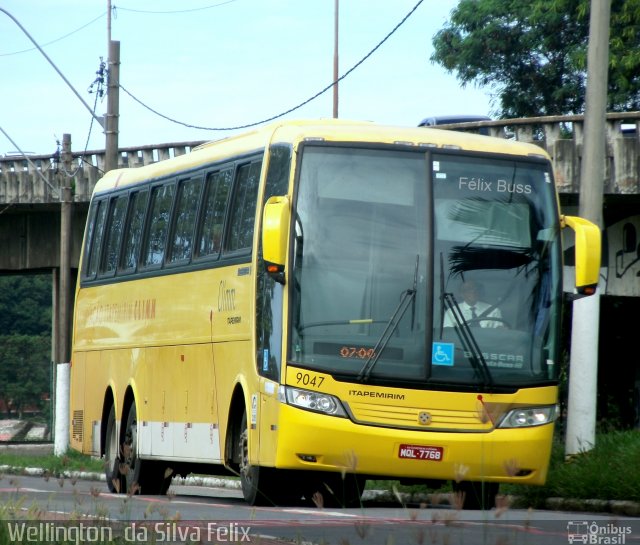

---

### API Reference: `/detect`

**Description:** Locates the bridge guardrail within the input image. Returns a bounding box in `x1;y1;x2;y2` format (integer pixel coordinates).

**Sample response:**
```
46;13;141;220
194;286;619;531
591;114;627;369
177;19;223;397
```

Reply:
0;141;205;204
1;112;640;204
427;111;640;195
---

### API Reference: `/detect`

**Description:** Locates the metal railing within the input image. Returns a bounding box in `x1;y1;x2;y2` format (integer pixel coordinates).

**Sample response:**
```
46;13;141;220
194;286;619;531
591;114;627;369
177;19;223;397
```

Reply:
0;141;205;204
2;111;640;204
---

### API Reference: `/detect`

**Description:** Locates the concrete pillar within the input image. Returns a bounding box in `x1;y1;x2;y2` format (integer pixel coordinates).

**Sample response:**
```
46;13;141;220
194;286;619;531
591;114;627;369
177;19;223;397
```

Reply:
54;363;70;455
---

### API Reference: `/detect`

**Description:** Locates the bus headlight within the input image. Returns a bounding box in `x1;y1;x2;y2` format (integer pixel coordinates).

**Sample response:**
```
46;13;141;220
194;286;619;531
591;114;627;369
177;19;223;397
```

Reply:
498;405;558;428
285;387;347;417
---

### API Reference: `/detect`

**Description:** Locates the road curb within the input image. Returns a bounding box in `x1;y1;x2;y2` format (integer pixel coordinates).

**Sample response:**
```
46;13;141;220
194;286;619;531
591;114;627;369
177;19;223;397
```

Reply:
544;497;640;517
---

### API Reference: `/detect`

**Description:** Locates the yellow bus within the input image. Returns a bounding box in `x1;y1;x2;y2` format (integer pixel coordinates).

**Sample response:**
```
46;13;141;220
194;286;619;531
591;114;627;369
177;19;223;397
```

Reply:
69;119;600;509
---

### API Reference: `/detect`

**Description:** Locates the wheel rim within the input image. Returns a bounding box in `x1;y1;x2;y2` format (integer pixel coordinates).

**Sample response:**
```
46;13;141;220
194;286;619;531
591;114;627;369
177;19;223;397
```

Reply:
105;410;121;492
124;407;139;493
106;419;117;468
239;426;251;483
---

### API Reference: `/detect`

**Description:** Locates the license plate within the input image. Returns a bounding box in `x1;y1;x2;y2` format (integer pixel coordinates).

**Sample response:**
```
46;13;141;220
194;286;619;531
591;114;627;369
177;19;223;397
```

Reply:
398;444;443;461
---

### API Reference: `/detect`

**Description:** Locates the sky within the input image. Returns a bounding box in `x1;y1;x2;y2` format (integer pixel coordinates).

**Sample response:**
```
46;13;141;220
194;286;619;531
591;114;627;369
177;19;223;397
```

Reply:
0;0;494;156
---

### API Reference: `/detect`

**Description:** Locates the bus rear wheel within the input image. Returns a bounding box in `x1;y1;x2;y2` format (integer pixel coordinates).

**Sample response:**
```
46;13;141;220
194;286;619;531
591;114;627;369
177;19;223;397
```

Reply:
104;405;124;493
122;404;172;495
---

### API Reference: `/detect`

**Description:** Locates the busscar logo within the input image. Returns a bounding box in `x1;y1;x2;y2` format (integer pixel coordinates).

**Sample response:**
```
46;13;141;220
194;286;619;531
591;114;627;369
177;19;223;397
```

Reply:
567;521;632;544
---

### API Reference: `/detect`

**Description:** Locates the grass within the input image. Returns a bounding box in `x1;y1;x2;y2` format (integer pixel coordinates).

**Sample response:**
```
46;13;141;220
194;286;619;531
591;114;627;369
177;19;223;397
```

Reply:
0;449;104;476
503;430;640;506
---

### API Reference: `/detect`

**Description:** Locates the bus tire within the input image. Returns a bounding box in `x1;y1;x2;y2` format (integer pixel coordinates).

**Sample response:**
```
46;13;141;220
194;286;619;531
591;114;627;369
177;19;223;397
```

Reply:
104;405;125;494
238;412;273;506
264;469;305;506
305;472;366;508
452;480;498;510
123;403;172;495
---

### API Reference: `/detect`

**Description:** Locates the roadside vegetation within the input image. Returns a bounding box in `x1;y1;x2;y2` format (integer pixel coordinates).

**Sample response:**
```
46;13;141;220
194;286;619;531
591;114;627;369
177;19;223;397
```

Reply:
0;449;103;476
503;430;640;506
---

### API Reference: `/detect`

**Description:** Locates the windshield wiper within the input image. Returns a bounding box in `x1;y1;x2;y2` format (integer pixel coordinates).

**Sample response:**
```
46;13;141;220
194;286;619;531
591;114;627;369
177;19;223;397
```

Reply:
357;256;419;383
442;292;494;389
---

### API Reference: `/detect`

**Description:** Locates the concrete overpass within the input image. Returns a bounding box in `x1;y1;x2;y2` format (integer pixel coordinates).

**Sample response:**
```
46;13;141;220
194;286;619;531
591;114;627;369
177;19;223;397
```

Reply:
0;140;205;272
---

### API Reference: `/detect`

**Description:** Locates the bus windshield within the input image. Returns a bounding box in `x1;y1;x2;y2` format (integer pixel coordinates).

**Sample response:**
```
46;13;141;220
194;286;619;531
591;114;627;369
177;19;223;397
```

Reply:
289;145;562;389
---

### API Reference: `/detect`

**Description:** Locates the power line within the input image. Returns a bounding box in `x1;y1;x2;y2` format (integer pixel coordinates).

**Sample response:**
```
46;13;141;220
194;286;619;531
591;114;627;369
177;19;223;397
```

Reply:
0;154;58;216
61;60;107;179
0;8;106;184
0;2;237;57
0;8;105;129
0;2;232;56
114;0;238;15
119;0;425;132
0;125;61;198
0;12;106;57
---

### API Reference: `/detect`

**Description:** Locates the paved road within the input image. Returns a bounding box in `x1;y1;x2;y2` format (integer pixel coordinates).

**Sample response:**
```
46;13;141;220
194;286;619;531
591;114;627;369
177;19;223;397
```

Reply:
0;474;638;544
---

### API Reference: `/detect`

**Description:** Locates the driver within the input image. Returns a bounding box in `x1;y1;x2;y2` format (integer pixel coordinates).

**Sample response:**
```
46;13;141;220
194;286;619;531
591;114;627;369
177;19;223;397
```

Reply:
444;280;503;328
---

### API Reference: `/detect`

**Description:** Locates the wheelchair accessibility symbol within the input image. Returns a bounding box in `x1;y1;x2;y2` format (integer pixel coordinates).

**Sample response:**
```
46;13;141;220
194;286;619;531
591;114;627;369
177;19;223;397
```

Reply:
432;342;454;366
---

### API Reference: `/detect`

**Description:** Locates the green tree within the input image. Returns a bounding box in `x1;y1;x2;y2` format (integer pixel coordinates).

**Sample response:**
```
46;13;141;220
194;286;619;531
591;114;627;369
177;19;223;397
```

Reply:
0;274;52;335
0;335;50;419
431;0;640;118
0;275;52;425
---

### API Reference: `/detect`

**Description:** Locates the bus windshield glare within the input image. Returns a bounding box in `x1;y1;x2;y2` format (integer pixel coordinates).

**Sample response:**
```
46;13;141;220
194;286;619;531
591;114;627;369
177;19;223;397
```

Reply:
290;145;562;388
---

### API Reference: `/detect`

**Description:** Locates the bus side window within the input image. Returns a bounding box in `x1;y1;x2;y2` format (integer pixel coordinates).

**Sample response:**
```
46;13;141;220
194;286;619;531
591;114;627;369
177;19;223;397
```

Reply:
142;183;176;268
168;176;202;264
81;201;100;280
86;200;108;279
256;144;291;381
226;161;262;253
120;189;149;273
196;169;232;258
100;194;129;277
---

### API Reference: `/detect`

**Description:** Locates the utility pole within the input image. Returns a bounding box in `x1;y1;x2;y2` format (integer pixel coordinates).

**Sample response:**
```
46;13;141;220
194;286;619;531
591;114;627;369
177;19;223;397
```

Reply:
105;40;120;173
565;0;610;456
54;133;72;456
107;0;112;44
333;0;339;118
58;134;72;365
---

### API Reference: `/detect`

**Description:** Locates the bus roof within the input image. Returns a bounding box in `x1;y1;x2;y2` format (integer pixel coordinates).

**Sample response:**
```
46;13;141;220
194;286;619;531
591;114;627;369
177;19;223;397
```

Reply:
92;119;550;195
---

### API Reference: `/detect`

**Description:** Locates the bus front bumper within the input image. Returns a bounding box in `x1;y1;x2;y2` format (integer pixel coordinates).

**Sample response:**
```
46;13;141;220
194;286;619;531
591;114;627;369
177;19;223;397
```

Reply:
274;404;553;485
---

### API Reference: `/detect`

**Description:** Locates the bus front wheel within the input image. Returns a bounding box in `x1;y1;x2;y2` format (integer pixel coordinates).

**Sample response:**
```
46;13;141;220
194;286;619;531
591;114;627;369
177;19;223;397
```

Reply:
452;480;498;510
303;472;366;508
239;412;275;506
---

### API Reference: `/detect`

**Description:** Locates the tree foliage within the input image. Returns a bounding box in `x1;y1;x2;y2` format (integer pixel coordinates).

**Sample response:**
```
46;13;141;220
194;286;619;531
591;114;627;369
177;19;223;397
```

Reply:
431;0;640;118
0;274;52;335
0;335;51;419
0;275;52;422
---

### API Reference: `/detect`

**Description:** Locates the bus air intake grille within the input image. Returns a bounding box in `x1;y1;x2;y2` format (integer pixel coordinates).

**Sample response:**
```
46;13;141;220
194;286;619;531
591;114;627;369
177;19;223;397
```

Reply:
72;410;84;441
347;402;494;432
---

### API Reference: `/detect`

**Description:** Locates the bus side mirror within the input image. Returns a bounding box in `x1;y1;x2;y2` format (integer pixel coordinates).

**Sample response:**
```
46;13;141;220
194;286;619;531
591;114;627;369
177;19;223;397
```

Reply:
561;215;601;295
262;196;290;284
